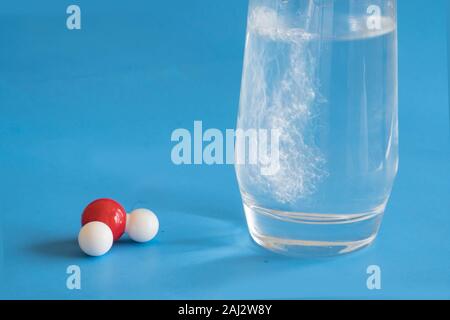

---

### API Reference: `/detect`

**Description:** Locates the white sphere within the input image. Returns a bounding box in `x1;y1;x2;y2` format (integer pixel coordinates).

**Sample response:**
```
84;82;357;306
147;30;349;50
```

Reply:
126;208;159;243
78;221;113;256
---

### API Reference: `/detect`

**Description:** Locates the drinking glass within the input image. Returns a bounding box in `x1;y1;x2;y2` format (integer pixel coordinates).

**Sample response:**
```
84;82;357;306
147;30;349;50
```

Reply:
235;0;398;256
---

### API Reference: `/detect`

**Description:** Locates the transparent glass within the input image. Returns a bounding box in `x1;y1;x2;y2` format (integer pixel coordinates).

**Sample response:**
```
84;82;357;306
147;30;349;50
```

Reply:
236;0;398;256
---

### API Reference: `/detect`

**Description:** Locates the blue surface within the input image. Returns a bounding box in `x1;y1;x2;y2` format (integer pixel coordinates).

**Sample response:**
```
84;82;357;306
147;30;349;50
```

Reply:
0;0;449;299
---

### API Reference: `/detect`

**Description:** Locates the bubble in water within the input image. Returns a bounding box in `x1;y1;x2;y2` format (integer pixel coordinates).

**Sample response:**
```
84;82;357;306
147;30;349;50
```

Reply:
239;6;328;204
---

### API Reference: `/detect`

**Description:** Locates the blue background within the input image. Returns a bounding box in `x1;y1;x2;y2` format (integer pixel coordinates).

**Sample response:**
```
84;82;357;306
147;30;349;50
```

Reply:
0;0;449;299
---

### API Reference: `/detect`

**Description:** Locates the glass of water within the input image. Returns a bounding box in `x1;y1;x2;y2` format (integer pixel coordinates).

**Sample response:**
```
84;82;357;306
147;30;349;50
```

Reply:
236;0;398;256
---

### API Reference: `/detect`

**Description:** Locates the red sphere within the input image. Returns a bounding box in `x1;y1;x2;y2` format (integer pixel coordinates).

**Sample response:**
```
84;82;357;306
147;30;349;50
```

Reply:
81;198;127;241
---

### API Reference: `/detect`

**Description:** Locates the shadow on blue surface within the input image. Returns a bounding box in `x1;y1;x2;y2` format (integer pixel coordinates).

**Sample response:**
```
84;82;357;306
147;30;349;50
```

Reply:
28;238;85;259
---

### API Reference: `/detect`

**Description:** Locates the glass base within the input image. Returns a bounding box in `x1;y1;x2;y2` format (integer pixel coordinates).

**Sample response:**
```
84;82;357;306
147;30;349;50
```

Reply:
243;203;384;257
